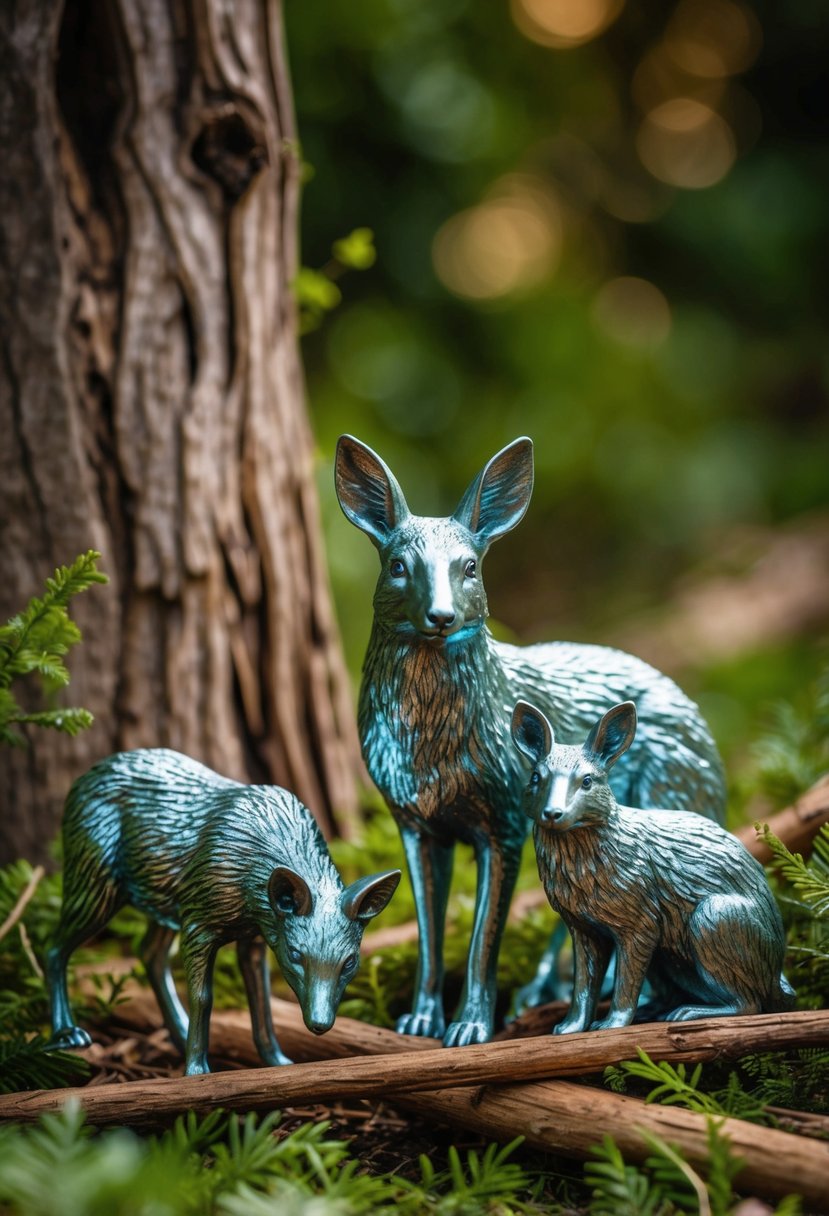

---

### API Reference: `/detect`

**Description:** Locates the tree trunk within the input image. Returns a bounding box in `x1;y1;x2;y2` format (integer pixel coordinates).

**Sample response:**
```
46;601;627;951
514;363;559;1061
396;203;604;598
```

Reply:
0;0;362;863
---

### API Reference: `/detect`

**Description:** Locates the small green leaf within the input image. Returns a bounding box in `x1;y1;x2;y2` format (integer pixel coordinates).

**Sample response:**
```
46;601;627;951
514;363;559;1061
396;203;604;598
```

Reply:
293;268;342;312
332;227;376;270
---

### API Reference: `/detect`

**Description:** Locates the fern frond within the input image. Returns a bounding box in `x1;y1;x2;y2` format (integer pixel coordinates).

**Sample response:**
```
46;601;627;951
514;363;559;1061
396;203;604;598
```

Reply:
750;664;829;805
585;1135;666;1216
0;1036;90;1094
613;1048;725;1115
757;823;829;918
5;708;95;737
0;552;107;746
703;1119;743;1216
0;551;106;683
43;552;110;603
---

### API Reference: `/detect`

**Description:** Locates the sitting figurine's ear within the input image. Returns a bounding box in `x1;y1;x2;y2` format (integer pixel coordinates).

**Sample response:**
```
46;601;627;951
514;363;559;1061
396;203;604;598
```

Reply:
511;700;553;764
585;701;637;771
342;870;401;922
269;867;313;917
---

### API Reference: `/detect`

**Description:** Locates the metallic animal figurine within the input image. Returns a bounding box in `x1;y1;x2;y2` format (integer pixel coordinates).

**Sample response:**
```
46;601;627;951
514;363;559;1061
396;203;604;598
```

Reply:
46;749;400;1074
512;698;794;1031
335;434;726;1046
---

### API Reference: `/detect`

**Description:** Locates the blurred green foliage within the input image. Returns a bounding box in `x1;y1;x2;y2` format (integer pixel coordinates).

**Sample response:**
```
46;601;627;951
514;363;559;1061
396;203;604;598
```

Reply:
285;0;828;787
0;552;108;746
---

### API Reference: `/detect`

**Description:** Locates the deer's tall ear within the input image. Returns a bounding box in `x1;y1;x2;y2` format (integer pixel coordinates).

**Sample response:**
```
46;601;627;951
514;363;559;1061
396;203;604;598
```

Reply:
453;437;533;544
585;702;637;771
342;870;401;922
511;700;553;764
269;867;313;917
335;435;410;547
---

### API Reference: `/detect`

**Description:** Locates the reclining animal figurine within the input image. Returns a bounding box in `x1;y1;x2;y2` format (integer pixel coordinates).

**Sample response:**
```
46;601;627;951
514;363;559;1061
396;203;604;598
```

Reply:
46;749;400;1074
335;433;726;1046
511;698;795;1032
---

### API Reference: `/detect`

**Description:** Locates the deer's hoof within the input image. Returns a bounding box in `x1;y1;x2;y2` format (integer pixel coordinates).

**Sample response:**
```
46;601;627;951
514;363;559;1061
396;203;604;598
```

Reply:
259;1048;293;1067
184;1058;211;1075
590;1012;634;1031
48;1026;93;1051
511;977;571;1018
552;1018;586;1035
396;1011;444;1039
443;1019;491;1047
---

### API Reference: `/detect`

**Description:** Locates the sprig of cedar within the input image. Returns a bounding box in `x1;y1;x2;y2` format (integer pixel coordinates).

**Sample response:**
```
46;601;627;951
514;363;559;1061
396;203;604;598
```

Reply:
0;551;108;746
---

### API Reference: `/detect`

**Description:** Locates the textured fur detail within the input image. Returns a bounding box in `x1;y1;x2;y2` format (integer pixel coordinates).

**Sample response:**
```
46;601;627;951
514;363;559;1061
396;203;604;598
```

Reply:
521;707;794;1030
47;749;399;1072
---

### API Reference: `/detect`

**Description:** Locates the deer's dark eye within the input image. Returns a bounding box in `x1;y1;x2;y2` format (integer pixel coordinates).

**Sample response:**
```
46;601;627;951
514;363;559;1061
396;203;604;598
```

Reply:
342;953;358;973
288;948;303;965
390;559;406;578
464;559;477;578
581;775;593;790
530;770;541;787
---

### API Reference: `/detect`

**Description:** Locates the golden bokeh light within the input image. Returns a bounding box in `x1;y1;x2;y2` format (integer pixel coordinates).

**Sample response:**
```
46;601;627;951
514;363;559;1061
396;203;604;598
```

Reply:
592;276;672;347
511;0;624;49
665;0;762;78
432;177;562;301
632;42;728;113
637;98;736;188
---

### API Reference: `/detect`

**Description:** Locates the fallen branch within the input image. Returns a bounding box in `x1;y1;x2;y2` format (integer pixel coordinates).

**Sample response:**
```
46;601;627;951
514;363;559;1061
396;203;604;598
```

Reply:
739;773;829;863
4;1002;828;1126
4;994;829;1206
0;865;44;943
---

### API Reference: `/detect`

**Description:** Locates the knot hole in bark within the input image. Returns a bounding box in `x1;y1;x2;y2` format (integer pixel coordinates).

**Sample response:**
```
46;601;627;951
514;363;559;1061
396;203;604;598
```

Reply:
191;106;268;202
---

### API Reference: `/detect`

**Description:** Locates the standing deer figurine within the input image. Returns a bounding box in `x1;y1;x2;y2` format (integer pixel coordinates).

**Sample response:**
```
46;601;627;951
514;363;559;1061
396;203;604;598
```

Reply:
511;699;794;1030
335;434;726;1046
46;749;400;1074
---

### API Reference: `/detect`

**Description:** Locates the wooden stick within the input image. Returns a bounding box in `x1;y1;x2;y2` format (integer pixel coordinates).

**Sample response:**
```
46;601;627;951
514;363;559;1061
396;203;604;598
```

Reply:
4;1003;828;1126
0;865;44;943
5;995;829;1205
739;773;829;862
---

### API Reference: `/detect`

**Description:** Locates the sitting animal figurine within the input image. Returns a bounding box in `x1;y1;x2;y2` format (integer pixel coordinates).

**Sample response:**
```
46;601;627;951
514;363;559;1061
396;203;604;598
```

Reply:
46;749;400;1074
511;699;794;1032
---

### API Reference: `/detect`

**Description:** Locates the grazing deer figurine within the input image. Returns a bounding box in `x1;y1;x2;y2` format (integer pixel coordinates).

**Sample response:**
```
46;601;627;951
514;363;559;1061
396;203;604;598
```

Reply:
335;434;726;1046
46;749;400;1074
512;699;794;1030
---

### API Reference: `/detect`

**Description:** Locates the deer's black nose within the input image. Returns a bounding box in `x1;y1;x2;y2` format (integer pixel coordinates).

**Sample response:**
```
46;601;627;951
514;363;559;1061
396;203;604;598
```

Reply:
427;609;456;628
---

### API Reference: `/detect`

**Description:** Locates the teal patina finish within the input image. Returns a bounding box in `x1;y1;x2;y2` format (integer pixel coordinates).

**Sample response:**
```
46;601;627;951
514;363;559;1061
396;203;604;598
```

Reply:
46;749;400;1074
335;435;726;1047
512;699;794;1031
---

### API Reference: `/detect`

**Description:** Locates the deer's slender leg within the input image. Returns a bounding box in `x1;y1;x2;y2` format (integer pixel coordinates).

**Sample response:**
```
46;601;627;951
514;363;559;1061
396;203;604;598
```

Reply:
46;874;123;1050
444;837;522;1047
141;921;187;1052
237;936;292;1066
396;824;454;1039
180;928;219;1075
510;918;572;1014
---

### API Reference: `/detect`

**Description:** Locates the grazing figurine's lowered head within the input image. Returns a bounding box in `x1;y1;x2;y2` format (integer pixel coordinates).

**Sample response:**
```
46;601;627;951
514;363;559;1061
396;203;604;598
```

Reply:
512;699;795;1033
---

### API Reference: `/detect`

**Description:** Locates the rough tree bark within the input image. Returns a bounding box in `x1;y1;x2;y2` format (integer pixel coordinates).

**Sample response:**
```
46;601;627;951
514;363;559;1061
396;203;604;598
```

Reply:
0;0;362;862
